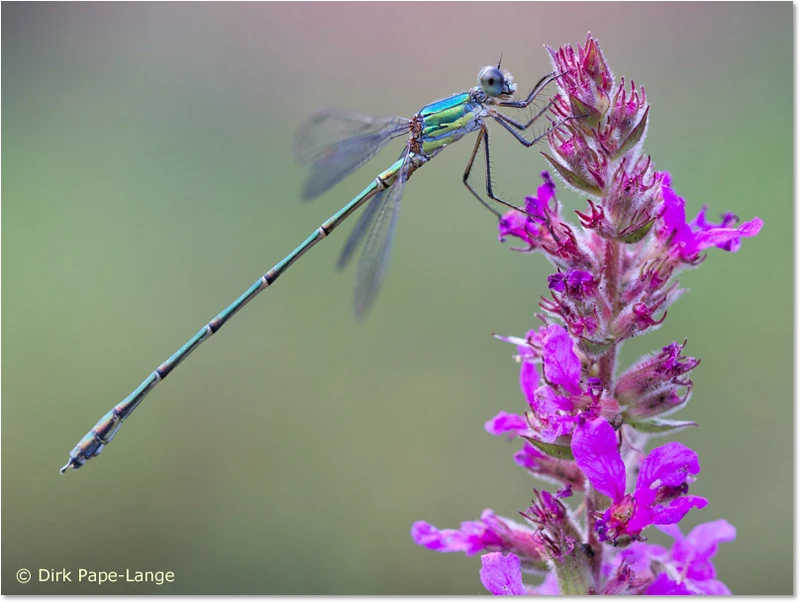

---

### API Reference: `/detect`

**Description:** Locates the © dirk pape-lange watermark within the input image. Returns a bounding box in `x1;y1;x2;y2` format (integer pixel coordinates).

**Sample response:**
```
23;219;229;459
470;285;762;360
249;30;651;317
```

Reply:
16;567;175;586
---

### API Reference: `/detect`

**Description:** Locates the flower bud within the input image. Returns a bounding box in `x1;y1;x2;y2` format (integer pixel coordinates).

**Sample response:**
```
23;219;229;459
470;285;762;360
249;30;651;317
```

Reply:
614;342;699;408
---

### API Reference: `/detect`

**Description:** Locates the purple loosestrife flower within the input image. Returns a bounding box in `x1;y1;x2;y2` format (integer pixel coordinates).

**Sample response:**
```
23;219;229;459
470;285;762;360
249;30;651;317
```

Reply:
657;174;763;262
411;509;548;569
411;34;759;595
498;172;594;266
571;418;707;545
487;324;620;446
606;520;737;595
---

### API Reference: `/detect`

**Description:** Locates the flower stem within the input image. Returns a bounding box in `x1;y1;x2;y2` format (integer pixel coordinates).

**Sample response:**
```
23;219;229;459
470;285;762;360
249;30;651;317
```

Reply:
584;484;603;582
554;544;596;595
598;238;621;386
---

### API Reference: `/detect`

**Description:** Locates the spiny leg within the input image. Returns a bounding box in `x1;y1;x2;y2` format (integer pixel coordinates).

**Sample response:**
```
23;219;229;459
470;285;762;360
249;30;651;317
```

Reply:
462;126;502;218
491;112;576;148
498;71;561;109
463;125;535;219
493;71;568;135
495;97;556;132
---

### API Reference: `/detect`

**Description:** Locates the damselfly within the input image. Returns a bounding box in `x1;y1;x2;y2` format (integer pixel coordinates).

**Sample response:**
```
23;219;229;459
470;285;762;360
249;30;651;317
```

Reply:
60;62;562;473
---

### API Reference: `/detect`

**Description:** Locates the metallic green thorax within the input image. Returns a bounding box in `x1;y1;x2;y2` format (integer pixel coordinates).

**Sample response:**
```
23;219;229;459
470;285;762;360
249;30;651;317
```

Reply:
418;92;484;156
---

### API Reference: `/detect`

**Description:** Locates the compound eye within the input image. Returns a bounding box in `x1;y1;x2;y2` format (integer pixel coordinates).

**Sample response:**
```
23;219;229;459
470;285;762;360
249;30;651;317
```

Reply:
479;66;505;96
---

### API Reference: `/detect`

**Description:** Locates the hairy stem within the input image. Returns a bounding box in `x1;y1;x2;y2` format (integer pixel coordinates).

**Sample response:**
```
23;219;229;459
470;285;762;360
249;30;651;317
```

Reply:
598;238;621;386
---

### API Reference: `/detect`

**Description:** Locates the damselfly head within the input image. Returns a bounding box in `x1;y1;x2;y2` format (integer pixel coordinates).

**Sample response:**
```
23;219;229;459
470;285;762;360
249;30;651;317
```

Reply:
478;65;516;98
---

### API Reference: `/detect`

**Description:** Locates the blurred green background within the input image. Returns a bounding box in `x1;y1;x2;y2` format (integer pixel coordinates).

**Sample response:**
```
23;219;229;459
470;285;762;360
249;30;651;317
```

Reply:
2;2;791;595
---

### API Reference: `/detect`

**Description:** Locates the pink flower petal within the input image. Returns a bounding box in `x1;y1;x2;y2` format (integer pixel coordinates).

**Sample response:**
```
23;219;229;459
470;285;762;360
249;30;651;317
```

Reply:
480;552;526;596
